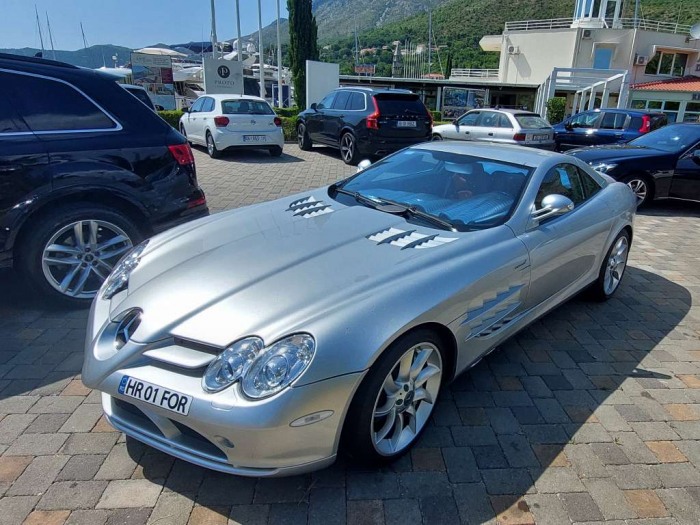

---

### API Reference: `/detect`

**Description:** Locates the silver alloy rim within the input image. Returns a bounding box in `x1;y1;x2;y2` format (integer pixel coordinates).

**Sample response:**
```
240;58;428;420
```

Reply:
298;124;305;147
207;134;215;156
432;134;443;141
340;134;354;163
603;236;629;295
627;179;647;202
41;220;133;299
371;342;442;455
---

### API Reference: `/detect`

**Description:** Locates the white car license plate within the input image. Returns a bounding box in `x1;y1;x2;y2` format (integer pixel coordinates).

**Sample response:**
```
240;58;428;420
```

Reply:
397;121;417;128
118;375;192;416
533;133;549;141
243;135;267;142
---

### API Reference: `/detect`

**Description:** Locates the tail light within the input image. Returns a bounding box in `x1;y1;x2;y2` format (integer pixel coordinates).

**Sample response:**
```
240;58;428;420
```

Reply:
168;144;195;166
214;116;230;127
639;115;651;133
274;116;282;127
424;102;433;127
513;133;526;141
366;97;380;130
187;189;207;209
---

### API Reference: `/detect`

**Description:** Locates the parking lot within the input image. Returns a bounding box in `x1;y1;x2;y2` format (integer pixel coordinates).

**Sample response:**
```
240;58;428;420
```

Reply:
0;144;699;525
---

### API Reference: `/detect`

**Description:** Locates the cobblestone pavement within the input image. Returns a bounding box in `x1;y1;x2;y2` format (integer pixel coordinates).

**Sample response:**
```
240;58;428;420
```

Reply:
1;144;700;525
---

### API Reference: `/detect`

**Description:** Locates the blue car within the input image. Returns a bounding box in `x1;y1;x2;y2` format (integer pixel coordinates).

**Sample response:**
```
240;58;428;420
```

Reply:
553;108;667;151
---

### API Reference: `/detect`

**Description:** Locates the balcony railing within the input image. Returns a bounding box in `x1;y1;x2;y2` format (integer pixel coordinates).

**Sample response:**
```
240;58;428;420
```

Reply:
504;17;691;35
450;68;500;79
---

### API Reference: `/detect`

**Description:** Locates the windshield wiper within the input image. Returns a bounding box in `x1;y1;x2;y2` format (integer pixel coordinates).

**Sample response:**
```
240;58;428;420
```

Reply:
332;186;384;209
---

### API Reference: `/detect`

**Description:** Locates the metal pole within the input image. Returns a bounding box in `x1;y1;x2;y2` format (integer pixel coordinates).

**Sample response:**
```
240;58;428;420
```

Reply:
35;5;45;56
276;0;283;107
634;0;640;28
235;0;243;63
210;0;218;59
258;0;265;99
46;12;56;60
428;10;432;75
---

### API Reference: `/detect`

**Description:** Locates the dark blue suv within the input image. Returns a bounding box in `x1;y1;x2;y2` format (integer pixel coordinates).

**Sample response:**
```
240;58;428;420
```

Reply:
553;108;667;151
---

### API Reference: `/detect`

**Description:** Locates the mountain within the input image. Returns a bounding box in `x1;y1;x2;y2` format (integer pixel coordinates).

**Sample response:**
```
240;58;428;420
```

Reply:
0;45;134;68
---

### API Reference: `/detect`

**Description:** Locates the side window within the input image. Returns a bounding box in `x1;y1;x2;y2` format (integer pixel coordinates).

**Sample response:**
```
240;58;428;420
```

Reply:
190;98;204;113
457;111;480;126
201;98;215;112
316;92;336;110
9;73;117;132
600;112;626;130
569;112;600;129
0;74;29;133
477;111;500;127
536;164;588;209
498;114;513;128
332;91;350;110
347;92;366;110
578;168;602;199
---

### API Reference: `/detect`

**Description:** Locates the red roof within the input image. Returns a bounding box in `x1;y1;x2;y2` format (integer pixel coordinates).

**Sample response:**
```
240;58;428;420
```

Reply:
632;75;700;92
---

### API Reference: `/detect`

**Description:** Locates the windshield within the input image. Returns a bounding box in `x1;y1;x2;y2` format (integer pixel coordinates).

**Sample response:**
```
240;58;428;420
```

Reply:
337;148;532;231
221;99;274;115
629;125;700;153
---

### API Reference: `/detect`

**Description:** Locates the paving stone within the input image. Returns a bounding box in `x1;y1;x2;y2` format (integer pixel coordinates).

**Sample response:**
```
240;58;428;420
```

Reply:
631;422;680;441
195;473;255;505
489;495;535;525
480;469;533;495
229;504;269;525
28;396;83;414
473;445;509;469
607;464;662;490
163;460;206;494
492;391;533;407
594;406;633;432
346;500;383;525
104;508;151;525
59;404;103;433
65;510;110;525
419;495;460;524
484;407;520;434
146;491;192;525
531;444;570;468
347;472;399;500
624;489;670;519
0;456;32;482
511;406;546;425
653;463;700;488
441;447;480;483
646;441;687;463
567;422;613;443
611;432;660;464
131;450;174;480
24;413;71;434
532;466;586;493
7;454;69;496
61;433;118;455
451;425;498;446
498;434;539;468
410;447;444;471
254;476;310;504
187;506;228;525
94;443;140;481
383;498;420;525
525;493;570;525
38;481;108;510
0;495;39;525
591;442;631;465
584;478;636;520
398;471;452;499
0;396;39;414
665;404;699;421
4;432;68;456
657;488;700;524
453;482;497;525
521;424;569;444
308;488;346;525
669;421;700;439
57;455;107;481
97;479;162;509
534;398;570;424
23;510;71;525
0;414;37;445
560;492;604;522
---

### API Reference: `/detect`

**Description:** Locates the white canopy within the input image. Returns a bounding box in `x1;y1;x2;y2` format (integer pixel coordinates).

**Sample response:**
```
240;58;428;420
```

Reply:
134;47;187;57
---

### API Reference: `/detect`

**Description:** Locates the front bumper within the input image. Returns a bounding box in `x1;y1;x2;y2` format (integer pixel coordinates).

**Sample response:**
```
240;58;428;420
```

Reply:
83;299;365;476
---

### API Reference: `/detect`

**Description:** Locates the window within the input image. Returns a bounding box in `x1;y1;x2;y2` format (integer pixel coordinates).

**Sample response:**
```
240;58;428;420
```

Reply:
332;91;350;110
124;87;154;109
374;94;427;116
8;72;117;132
600;112;626;130
497;114;513;128
593;47;613;69
644;52;689;77
536;164;591;209
316;92;336;110
568;111;600;129
347;92;366;111
515;114;550;129
189;98;205;113
457;112;480;126
221;100;274;115
0;75;29;133
477;112;502;127
683;102;700;123
201;98;215;112
629;100;679;123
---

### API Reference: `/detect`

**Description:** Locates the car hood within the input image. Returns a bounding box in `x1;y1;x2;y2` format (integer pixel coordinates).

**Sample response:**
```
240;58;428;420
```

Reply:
567;144;674;163
111;188;465;347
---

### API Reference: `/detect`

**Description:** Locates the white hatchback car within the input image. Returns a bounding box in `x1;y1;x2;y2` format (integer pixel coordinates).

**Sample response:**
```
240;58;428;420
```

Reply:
179;94;284;158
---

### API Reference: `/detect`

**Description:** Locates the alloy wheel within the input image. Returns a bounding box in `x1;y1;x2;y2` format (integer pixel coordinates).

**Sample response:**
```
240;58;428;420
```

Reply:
603;235;629;295
297;124;306;148
207;134;215;156
340;134;354;163
41;220;133;299
626;178;647;203
371;342;442;455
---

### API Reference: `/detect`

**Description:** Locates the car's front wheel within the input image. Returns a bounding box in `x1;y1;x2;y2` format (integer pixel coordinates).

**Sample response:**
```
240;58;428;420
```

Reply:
431;133;443;141
206;131;221;159
18;204;141;306
589;229;630;301
343;329;445;464
180;124;191;146
622;174;653;206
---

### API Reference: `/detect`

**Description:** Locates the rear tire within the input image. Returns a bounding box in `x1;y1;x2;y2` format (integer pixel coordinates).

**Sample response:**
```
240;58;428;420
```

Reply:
342;329;445;465
622;174;653;207
17;204;142;307
269;146;283;157
339;132;360;165
588;229;630;302
206;131;221;159
297;122;312;151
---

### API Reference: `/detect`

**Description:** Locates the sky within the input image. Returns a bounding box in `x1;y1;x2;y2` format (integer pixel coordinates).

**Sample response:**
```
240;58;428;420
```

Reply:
0;0;289;51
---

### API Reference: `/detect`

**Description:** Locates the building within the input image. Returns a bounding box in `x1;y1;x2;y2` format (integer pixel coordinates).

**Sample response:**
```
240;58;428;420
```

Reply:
630;76;700;122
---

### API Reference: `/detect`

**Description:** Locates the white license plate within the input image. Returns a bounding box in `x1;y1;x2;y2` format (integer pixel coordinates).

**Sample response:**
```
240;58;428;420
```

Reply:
243;135;267;142
397;121;417;128
118;375;192;416
533;133;549;141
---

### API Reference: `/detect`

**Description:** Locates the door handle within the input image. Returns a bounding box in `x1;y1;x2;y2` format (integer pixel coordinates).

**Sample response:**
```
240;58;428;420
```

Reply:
488;132;494;136
464;131;470;134
0;165;20;173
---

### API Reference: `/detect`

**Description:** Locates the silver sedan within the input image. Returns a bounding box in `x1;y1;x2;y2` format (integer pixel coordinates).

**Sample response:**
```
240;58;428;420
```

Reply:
82;142;636;476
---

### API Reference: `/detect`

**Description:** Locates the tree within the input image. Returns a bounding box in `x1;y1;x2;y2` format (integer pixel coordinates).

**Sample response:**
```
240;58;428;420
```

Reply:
287;0;319;109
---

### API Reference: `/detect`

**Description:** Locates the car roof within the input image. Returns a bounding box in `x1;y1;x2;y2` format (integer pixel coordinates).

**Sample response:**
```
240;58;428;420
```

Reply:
479;108;540;115
121;84;146;91
336;86;414;95
581;108;665;116
413;141;564;168
197;93;267;102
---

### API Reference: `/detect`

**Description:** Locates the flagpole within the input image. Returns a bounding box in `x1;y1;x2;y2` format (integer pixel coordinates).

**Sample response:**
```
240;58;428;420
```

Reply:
276;0;283;107
210;0;218;59
257;0;265;99
235;0;243;63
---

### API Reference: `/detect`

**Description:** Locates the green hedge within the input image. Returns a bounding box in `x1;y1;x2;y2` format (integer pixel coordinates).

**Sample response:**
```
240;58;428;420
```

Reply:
280;116;298;141
158;110;184;129
274;107;300;118
431;110;442;122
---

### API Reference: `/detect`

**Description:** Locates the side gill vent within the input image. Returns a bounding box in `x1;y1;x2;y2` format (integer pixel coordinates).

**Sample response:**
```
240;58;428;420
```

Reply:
367;227;457;250
286;196;333;218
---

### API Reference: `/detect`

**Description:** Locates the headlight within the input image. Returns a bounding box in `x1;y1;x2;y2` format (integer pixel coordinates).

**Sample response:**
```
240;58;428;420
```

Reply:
242;334;315;399
590;162;617;173
101;240;149;300
202;337;264;393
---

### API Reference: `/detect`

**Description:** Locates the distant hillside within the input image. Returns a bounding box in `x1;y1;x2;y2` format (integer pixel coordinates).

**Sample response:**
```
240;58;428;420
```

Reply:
0;45;133;68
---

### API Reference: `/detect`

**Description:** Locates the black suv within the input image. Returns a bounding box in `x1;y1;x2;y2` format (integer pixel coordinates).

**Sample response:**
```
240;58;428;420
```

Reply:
0;53;208;304
296;87;432;165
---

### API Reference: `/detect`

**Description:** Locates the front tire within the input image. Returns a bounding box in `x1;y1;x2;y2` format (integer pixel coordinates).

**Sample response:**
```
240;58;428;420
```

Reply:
431;133;443;141
180;124;191;146
589;230;630;301
343;329;445;465
622;174;653;207
297;122;312;150
17;204;141;306
206;131;221;159
339;132;359;165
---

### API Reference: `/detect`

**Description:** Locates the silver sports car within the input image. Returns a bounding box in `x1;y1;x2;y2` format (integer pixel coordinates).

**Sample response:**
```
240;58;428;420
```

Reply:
82;142;636;477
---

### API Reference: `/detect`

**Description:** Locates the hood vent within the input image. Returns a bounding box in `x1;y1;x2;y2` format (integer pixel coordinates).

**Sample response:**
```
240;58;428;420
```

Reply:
367;227;457;250
286;196;333;218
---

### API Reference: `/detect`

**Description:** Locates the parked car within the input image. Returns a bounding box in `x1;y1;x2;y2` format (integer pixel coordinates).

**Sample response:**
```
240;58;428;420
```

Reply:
431;108;556;150
179;94;284;158
121;84;164;111
567;123;700;206
83;141;635;476
296;87;432;165
553;108;667;151
0;53;208;304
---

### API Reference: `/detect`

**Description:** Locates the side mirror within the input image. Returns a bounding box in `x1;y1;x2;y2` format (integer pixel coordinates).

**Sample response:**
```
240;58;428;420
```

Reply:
182;107;189;113
692;150;700;165
564;122;573;130
531;194;574;223
357;159;372;172
310;102;318;111
454;121;460;130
